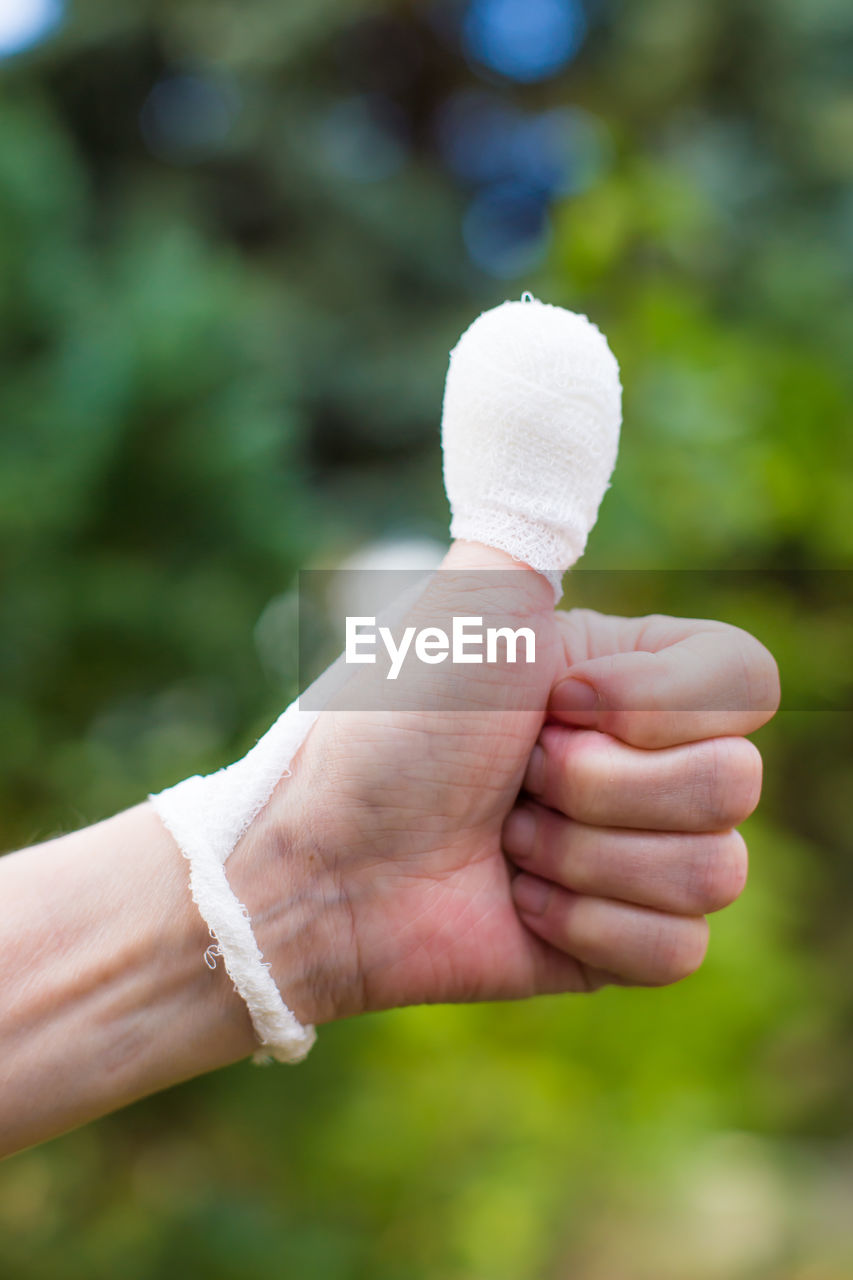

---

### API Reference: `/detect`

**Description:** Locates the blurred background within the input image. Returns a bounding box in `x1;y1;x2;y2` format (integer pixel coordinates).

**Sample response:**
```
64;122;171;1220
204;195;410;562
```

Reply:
1;0;852;1276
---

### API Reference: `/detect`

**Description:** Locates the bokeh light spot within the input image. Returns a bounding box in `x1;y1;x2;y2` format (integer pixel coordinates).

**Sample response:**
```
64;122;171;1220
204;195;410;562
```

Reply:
463;182;550;277
139;74;240;165
463;0;586;83
316;95;409;183
0;0;62;58
435;91;609;195
523;105;611;195
434;90;525;185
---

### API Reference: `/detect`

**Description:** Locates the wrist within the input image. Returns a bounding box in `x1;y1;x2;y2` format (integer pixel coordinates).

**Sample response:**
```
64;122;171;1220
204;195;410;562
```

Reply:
0;803;267;1156
224;781;361;1033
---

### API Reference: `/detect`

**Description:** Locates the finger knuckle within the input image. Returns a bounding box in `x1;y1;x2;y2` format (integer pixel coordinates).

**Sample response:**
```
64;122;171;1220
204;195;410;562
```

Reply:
689;831;749;912
619;710;672;750
651;916;709;985
558;729;615;820
701;737;763;828
742;631;782;715
726;737;764;822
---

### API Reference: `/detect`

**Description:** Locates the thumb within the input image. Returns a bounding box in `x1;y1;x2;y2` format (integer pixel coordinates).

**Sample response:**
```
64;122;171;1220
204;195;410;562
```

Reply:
321;538;557;718
438;537;557;616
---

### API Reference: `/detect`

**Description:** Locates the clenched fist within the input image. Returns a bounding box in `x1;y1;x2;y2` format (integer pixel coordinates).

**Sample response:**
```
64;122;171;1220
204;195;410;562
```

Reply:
232;541;780;1029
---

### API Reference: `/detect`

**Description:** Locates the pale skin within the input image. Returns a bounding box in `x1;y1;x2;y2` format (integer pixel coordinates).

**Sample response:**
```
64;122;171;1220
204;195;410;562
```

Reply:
0;542;780;1160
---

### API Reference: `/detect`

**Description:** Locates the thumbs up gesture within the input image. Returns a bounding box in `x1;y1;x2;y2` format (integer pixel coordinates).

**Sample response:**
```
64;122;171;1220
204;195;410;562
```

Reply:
154;297;779;1056
233;535;778;1029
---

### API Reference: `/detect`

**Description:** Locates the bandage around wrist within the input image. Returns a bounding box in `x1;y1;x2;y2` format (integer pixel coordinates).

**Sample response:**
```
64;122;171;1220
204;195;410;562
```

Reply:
150;702;320;1064
150;295;622;1065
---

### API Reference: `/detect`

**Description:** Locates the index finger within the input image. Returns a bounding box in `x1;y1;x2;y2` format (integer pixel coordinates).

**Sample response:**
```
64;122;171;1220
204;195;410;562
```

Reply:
549;611;781;748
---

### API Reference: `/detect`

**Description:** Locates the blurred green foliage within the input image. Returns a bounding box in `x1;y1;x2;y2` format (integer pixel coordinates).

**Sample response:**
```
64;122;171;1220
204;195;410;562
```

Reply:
1;0;851;1276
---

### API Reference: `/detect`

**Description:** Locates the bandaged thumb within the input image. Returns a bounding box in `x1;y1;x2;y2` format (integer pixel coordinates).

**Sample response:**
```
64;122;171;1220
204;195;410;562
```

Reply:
442;296;621;599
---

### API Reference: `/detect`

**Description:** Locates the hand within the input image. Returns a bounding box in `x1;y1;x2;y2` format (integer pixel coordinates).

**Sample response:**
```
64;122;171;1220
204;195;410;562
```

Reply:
235;543;780;1029
0;542;781;1155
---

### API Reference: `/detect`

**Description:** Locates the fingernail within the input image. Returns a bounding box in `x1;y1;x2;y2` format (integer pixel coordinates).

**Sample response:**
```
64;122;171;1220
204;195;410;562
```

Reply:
512;873;551;917
503;807;535;857
523;744;546;795
551;677;599;715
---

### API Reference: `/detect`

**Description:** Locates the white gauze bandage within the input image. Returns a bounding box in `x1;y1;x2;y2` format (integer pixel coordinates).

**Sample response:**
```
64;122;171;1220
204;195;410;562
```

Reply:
442;296;622;599
150;295;622;1065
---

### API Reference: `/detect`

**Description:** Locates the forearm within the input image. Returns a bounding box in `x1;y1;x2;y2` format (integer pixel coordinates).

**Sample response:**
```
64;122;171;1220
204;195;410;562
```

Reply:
0;804;274;1158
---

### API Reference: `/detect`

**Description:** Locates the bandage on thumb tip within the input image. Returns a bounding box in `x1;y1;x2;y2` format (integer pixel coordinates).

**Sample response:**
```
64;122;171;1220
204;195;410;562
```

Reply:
441;296;622;599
